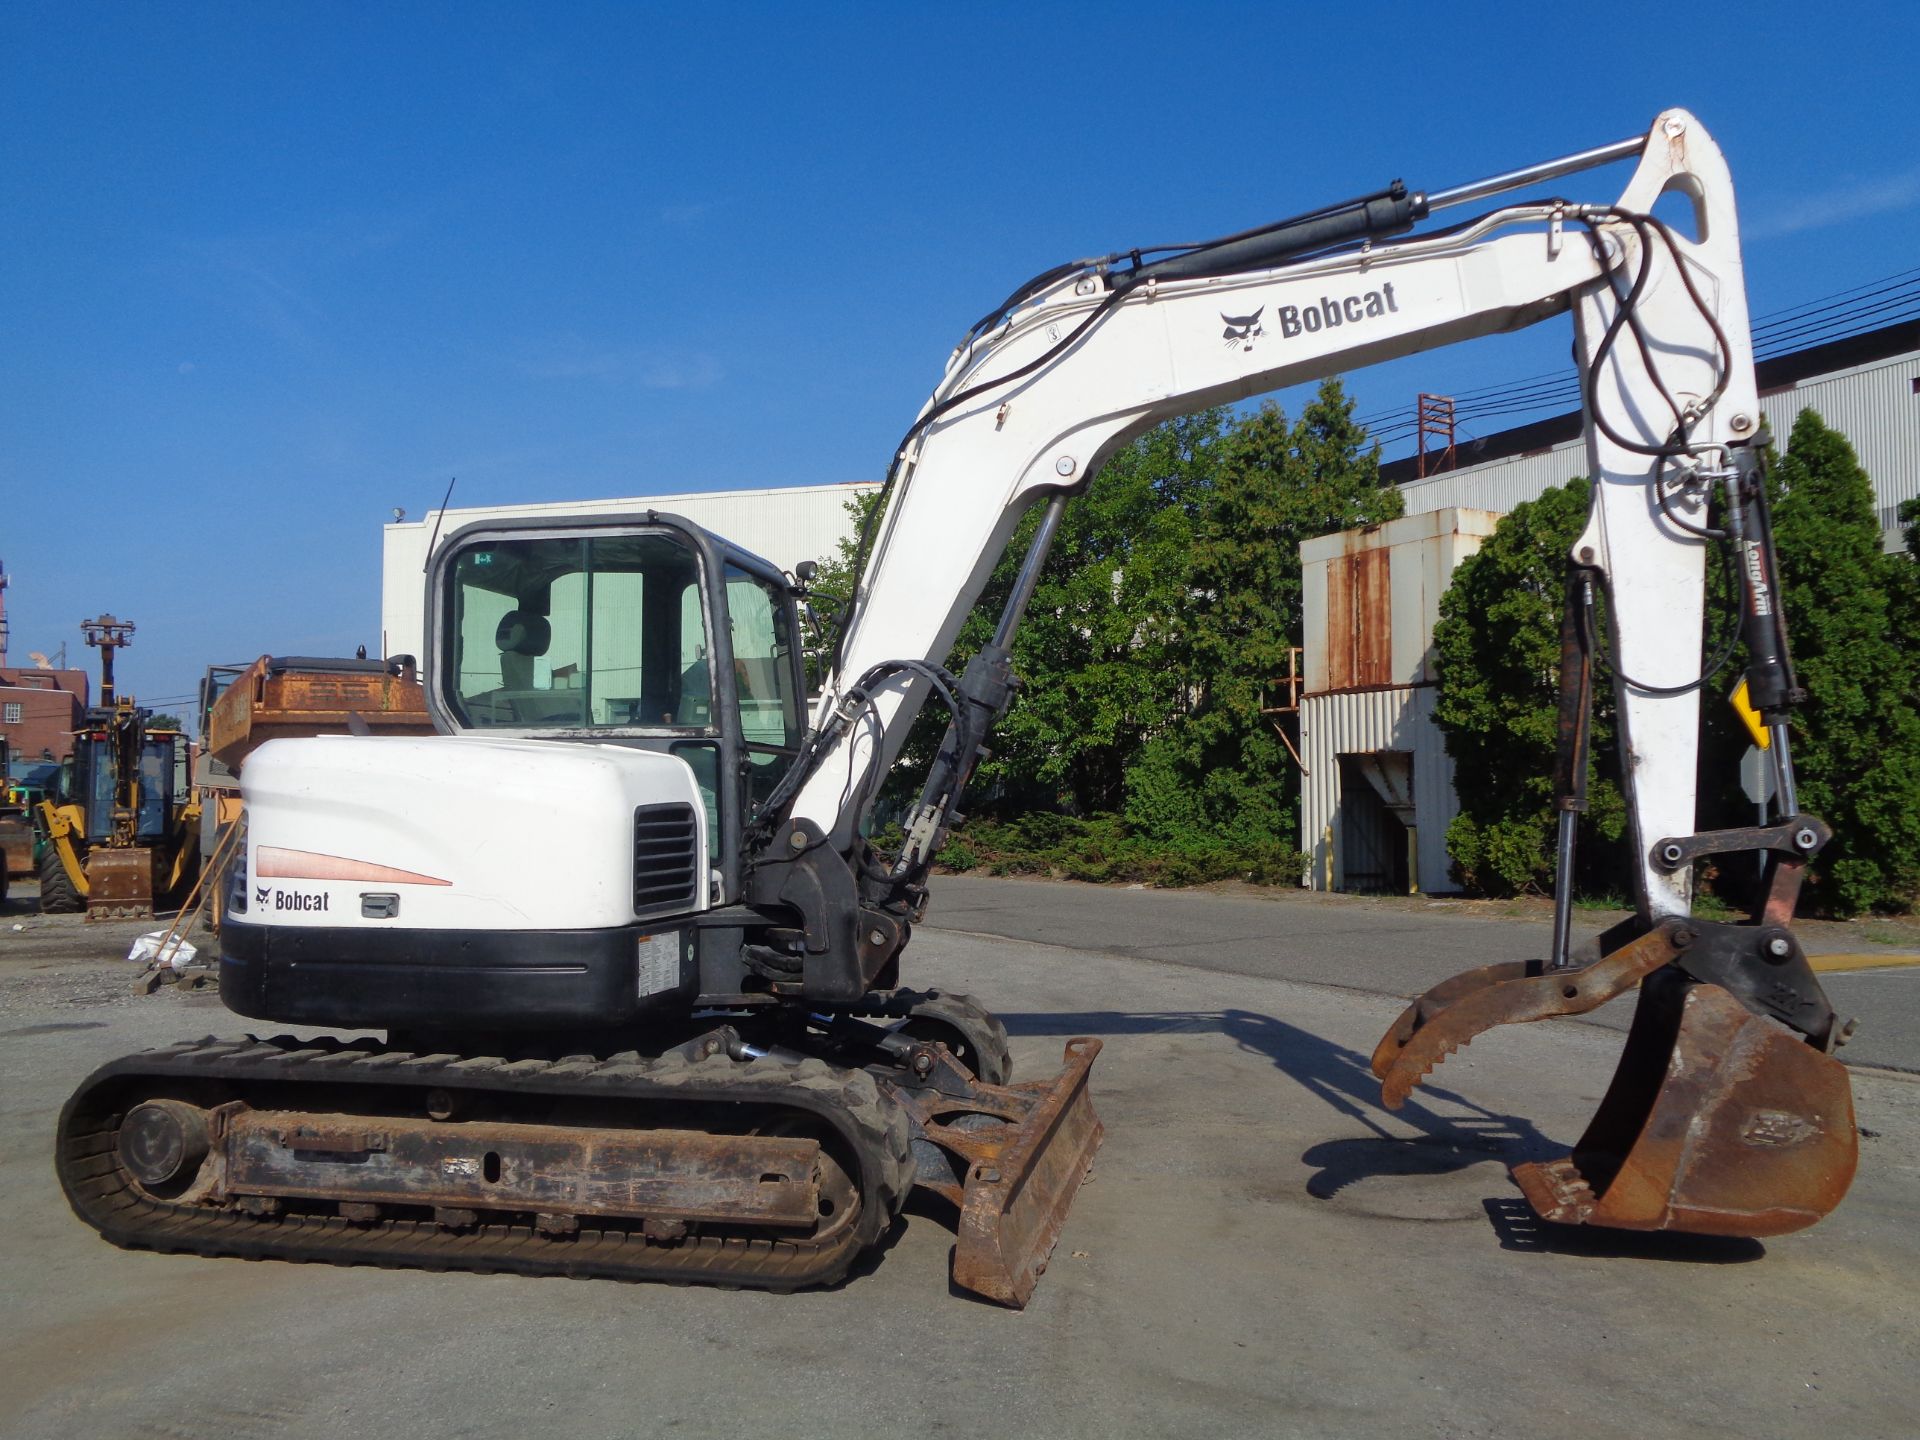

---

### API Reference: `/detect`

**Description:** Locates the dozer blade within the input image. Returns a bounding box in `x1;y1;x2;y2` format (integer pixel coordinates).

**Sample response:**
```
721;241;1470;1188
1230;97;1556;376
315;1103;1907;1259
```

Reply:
1370;921;1857;1238
889;1037;1104;1307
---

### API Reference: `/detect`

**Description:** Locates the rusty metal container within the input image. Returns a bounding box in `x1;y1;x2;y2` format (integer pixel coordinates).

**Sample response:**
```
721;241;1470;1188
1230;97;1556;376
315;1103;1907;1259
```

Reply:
206;656;434;774
0;810;31;880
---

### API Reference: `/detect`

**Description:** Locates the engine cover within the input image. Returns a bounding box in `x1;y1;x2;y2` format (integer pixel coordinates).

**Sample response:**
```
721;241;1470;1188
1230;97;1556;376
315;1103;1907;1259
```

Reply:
218;736;711;1031
231;735;709;932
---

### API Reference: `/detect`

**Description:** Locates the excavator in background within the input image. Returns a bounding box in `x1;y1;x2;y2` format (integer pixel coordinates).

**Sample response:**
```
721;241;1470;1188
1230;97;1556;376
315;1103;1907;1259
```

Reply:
59;110;1857;1302
37;616;199;919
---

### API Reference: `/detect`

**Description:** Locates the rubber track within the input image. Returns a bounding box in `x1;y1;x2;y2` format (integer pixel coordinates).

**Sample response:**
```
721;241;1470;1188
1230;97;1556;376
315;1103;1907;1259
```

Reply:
57;1036;916;1292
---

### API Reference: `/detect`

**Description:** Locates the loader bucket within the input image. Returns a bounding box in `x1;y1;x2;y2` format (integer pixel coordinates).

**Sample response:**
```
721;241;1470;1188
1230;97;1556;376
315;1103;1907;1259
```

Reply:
85;846;158;921
1512;970;1857;1236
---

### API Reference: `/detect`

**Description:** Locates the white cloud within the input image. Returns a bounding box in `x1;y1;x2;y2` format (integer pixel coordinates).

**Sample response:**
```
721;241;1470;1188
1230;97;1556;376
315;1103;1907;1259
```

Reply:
1748;168;1920;239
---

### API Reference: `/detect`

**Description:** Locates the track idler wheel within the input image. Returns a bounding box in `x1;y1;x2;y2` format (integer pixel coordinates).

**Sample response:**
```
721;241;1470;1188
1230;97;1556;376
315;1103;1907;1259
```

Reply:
118;1100;212;1193
1371;920;1858;1239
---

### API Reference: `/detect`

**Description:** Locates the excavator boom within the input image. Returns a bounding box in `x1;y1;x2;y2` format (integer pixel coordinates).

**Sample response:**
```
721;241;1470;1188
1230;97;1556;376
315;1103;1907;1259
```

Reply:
762;107;1855;1239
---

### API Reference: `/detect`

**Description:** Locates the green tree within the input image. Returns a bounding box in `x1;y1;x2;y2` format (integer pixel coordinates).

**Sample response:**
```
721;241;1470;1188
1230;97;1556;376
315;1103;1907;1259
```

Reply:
1437;413;1920;916
807;413;1228;821
802;489;884;691
961;409;1224;814
1735;412;1920;915
1128;380;1400;850
1431;478;1630;895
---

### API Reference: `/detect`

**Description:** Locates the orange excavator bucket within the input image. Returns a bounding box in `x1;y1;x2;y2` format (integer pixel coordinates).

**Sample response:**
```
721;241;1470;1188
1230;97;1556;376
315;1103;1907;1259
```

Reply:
1373;917;1857;1238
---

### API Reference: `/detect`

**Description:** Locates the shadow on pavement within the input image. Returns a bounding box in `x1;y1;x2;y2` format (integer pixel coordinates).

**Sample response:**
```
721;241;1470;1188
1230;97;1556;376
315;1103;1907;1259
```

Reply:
1483;1196;1762;1262
999;1007;1765;1263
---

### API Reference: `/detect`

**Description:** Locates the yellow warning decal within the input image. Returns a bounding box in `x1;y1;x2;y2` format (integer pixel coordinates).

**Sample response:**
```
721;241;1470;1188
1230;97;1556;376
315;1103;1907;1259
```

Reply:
1729;680;1770;750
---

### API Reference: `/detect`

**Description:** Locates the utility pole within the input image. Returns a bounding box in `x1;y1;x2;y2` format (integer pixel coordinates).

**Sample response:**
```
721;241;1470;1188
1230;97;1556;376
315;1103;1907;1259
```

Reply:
1415;393;1457;479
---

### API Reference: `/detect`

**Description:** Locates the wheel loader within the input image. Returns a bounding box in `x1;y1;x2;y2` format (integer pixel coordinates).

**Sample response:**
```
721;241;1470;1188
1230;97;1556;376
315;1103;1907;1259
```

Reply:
36;635;200;923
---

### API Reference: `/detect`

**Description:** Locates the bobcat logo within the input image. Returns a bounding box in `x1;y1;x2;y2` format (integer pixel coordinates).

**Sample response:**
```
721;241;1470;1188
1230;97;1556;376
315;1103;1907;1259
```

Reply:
1221;308;1264;351
255;884;270;906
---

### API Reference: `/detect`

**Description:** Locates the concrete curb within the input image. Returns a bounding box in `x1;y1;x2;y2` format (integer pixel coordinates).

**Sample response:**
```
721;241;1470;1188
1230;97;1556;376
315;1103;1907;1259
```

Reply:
1809;951;1920;973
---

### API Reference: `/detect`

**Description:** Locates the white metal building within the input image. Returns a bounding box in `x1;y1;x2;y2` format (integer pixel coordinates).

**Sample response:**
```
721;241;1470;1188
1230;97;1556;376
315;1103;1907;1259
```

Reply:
1297;509;1500;894
1301;320;1919;894
379;481;879;663
1390;321;1920;539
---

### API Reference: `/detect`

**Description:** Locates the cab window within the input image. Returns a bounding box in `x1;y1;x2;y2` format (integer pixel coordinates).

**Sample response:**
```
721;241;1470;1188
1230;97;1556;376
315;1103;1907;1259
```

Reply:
446;533;711;731
725;565;802;819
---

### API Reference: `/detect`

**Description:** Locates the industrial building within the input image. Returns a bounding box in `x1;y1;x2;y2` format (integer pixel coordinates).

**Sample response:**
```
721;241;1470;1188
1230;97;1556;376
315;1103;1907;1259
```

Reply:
378;481;880;664
1301;319;1920;893
0;562;91;766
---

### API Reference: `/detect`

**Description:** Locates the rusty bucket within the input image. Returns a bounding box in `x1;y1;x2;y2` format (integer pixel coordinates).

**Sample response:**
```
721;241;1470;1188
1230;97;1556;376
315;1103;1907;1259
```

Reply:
1372;923;1857;1239
1511;970;1856;1236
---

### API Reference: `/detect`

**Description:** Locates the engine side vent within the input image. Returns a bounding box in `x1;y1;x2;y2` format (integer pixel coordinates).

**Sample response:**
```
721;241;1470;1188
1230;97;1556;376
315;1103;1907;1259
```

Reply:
633;803;700;917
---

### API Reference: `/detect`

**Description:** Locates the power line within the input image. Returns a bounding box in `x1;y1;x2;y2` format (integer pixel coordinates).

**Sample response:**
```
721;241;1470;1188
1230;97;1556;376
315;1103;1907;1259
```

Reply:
1363;264;1919;453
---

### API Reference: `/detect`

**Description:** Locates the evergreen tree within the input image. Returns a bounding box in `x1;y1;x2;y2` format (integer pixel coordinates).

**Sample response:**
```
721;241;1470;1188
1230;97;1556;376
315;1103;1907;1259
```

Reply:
1127;380;1400;850
1432;478;1629;895
1747;411;1920;915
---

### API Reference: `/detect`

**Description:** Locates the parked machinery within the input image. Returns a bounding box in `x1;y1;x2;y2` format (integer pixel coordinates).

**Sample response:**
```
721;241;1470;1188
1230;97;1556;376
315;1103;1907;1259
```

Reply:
0;738;21;903
61;111;1857;1301
35;616;199;919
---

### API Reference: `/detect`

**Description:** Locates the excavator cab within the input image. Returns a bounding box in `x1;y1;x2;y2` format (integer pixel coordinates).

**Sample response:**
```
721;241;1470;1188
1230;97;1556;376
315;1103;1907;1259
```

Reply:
429;513;807;901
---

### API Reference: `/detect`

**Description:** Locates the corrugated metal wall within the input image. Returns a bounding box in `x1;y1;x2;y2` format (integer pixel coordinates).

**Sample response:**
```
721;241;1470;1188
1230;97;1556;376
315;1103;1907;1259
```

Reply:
1396;437;1587;519
1772;353;1920;533
1396;348;1920;534
1299;687;1461;893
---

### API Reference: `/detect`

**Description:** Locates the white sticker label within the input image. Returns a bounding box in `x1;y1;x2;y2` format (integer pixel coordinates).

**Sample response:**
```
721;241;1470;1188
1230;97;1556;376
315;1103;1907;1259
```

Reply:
638;932;682;996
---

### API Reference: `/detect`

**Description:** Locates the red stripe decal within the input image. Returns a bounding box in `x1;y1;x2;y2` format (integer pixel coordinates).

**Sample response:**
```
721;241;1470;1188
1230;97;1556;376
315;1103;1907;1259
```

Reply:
256;847;452;886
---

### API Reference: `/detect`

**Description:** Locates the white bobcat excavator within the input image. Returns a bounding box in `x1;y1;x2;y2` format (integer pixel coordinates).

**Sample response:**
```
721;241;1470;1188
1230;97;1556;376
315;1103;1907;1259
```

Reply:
59;109;1857;1304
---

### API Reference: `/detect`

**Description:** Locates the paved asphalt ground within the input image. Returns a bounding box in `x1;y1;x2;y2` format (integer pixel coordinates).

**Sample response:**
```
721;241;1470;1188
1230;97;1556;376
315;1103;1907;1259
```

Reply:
926;875;1920;1073
2;878;1915;1439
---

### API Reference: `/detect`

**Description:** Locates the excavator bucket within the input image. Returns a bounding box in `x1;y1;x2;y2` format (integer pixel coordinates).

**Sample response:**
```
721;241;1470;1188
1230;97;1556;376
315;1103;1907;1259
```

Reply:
1372;923;1857;1238
889;1037;1104;1306
1511;972;1856;1235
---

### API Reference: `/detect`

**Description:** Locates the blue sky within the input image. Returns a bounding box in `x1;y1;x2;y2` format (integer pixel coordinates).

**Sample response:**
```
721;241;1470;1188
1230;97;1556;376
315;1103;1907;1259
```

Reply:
3;2;1916;722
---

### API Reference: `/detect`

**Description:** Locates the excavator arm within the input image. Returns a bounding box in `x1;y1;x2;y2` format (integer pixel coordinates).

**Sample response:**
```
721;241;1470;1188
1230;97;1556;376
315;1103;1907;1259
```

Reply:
753;108;1856;1238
